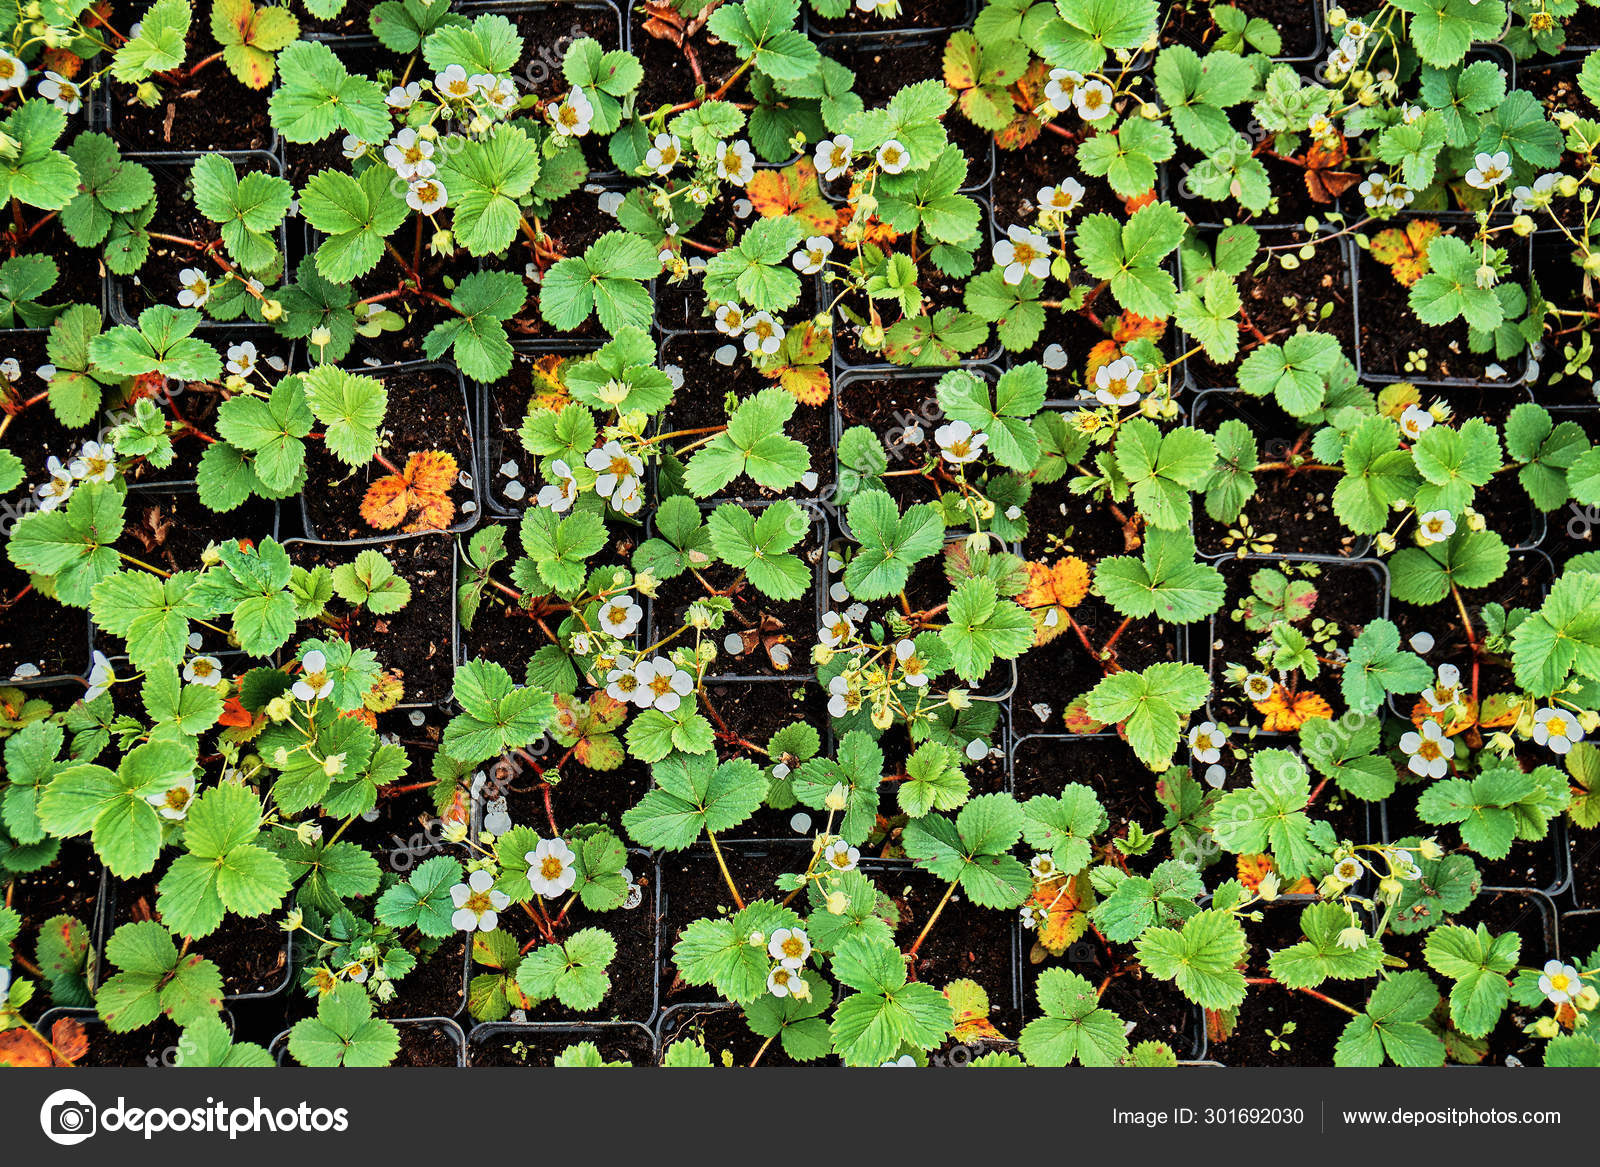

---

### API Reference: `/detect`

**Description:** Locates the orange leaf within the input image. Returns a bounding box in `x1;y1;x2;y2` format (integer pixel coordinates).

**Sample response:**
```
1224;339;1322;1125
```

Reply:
525;354;570;411
217;695;254;728
1253;685;1333;732
0;1029;55;1067
1302;137;1361;203
361;450;458;532
1086;339;1121;384
50;1017;88;1065
746;159;846;237
1112;312;1167;344
1018;558;1090;645
1029;870;1092;956
1123;189;1157;214
1236;853;1275;892
1408;696;1478;737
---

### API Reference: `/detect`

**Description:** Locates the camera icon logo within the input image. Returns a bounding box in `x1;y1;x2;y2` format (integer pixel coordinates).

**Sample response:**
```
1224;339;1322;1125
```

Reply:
39;1088;97;1146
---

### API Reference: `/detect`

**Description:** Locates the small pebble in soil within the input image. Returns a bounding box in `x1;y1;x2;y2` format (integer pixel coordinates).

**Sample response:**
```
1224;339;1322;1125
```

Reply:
790;812;812;834
499;460;518;478
503;480;526;501
1205;764;1227;789
1410;631;1435;654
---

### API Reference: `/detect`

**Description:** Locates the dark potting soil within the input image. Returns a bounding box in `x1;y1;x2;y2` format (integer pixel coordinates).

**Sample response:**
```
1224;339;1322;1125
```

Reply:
297;0;384;38
1564;5;1600;46
1207;558;1382;725
1189;232;1355;388
1022;939;1203;1059
1160;0;1320;58
1570;835;1600;910
1;552;89;680
1011;735;1164;846
301;364;473;539
809;0;972;37
706;679;833;840
378;935;467;1019
345;246;483;366
1356;243;1523;383
1007;314;1117;399
660;844;801;992
394;1021;463;1066
508;185;625;344
1559;909;1600;962
486;885;659;1023
1021;472;1141;561
5;846;100;938
661;1003;819;1066
1012;599;1177;719
2;332;70;485
872;861;1021;1038
1525;245;1598;407
110;65;275;153
116;162;284;322
660;332;832;495
1212;908;1347;1065
111;873;290;997
1385;548;1553;721
655;198;748;332
992;134;1133;228
469;1023;656;1065
1191;393;1368;558
631;10;744;111
20;217;104;309
482;349;593;510
835;375;959;509
1522;65;1596;240
80;1017;185;1067
298;534;457;705
1173;146;1329;226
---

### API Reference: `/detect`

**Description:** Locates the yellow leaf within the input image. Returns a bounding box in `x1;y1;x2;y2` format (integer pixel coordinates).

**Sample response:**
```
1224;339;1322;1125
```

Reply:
746;159;845;238
945;977;1006;1042
1030;870;1092;957
1252;685;1333;732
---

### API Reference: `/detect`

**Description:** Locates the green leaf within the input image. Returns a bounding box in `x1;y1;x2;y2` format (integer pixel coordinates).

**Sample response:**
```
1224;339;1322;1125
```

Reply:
191;154;291;273
1114;419;1217;530
287;982;399;1066
622;752;767;850
1095;527;1224;623
1074;202;1185;319
684;388;808;496
843;490;946;600
1268;901;1385;988
540;230;660;334
1084;662;1210;768
269;40;391;144
939;577;1034;683
1342;618;1432;715
1335;970;1446;1066
829;935;953;1065
437;123;541;256
442;659;557;766
1135;909;1248;1009
300;165;410;283
706;501;810;601
1019;968;1129;1066
1424;923;1518;1038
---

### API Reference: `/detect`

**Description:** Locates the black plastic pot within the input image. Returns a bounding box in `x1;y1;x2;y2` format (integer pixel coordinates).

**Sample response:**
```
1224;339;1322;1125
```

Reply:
1351;213;1536;388
1203;551;1391;731
1557;907;1600;961
109;151;290;331
38;1005;241;1067
284;531;462;710
293;360;481;541
803;0;977;47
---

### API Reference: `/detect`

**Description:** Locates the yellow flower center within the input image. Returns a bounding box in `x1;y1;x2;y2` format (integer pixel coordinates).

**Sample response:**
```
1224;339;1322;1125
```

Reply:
464;889;494;914
1550;972;1572;992
781;936;805;959
1547;716;1569;738
1417;740;1442;762
539;856;565;882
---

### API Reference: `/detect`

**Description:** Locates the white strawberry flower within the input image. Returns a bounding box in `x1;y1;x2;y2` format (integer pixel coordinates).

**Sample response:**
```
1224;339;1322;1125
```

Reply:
1422;663;1463;712
993;224;1052;285
1188;721;1227;764
876;139;910;174
406;177;448;214
537;458;578;513
1399;720;1454;778
435;64;475;101
37;70;81;114
743;311;785;355
792;235;834;275
895;638;929;688
1465;150;1511;190
1094;356;1145;407
585;439;644;502
146;771;197;821
935;419;987;464
1399;404;1434;439
1539;959;1582;1005
450;869;509;932
177;267;211;308
824;838;859;872
183;655;224;687
767;926;811;969
1074;79;1114;121
525;838;578;898
1533;706;1583;754
1416;510;1456;545
384;127;436;180
598;594;643;638
639;655;693;712
714;302;747;336
1038;178;1085;217
717;139;756;186
767;965;804;997
814;135;854;181
386;81;421;109
0;50;27;92
644;132;683;175
34;457;74;512
1043;68;1082;113
606;656;647;706
84;651;115;702
293;649;335;702
549;87;594;138
69;440;116;483
226;340;259;378
1512;173;1559;213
